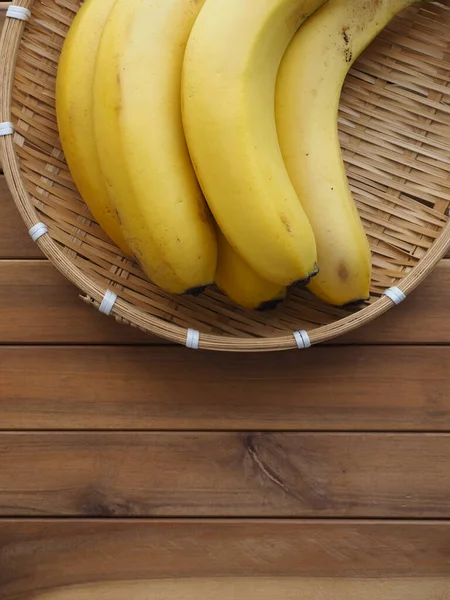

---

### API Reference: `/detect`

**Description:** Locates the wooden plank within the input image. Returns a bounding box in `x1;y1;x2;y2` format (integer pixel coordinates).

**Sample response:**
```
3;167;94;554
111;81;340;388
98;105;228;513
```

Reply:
341;259;450;344
1;345;449;431
0;260;152;343
2;432;450;517
2;167;449;258
1;178;448;259
1;179;449;261
0;259;449;344
28;577;450;600
1;520;450;599
0;177;43;258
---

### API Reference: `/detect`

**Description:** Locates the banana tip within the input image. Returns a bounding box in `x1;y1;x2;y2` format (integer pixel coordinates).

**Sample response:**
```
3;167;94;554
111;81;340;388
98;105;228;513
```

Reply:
184;285;208;297
256;298;285;312
343;296;370;308
292;263;319;288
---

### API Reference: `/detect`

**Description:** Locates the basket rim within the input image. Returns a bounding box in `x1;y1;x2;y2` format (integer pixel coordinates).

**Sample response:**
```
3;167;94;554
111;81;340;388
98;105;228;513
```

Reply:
1;0;450;352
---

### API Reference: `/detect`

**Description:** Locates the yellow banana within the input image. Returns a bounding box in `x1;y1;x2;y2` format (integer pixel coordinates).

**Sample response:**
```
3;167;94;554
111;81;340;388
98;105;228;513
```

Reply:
94;0;217;295
182;0;328;287
216;230;286;311
56;0;131;255
276;0;423;305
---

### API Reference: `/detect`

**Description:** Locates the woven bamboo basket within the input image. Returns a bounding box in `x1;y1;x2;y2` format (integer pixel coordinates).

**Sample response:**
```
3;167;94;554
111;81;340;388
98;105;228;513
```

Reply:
1;0;450;351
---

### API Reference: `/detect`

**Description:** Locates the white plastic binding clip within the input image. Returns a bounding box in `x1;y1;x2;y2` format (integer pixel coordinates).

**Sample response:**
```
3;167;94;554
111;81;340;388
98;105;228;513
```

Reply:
6;6;31;21
293;330;311;349
99;289;118;316
0;122;14;137
384;286;406;305
29;222;48;242
186;328;200;350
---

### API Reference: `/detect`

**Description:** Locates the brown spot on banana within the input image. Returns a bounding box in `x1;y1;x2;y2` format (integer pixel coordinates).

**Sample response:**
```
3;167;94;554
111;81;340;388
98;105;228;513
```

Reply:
338;262;349;282
280;213;292;233
342;26;350;44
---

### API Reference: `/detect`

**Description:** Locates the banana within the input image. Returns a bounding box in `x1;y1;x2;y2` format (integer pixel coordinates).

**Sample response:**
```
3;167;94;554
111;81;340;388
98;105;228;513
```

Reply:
56;0;131;255
276;0;423;305
216;230;286;311
94;0;217;295
182;0;329;287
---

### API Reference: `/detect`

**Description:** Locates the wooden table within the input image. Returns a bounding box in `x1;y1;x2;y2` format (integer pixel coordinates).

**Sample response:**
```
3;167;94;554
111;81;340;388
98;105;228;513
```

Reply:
1;3;450;598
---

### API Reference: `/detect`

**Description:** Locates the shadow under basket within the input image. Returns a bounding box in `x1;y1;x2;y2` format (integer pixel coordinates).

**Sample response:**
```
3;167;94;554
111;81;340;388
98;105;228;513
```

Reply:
1;0;450;351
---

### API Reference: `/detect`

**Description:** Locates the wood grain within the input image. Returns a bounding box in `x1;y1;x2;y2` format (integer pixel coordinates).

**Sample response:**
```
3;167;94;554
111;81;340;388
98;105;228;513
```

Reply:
2;520;450;599
0;261;151;344
2;432;450;517
30;577;450;600
1;345;449;431
0;259;449;344
0;177;42;258
341;258;450;344
0;1;449;596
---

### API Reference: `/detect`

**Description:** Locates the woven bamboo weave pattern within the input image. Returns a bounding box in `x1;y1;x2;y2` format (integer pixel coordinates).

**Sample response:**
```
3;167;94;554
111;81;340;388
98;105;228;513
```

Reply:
0;0;449;351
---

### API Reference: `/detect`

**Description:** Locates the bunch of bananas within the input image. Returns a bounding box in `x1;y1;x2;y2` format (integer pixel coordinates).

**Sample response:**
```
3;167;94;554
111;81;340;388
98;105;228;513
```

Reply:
56;0;420;310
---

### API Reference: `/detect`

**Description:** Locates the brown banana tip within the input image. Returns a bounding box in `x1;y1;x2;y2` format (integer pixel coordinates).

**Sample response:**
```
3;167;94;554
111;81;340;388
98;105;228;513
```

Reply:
185;285;208;297
256;297;285;312
291;263;320;288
